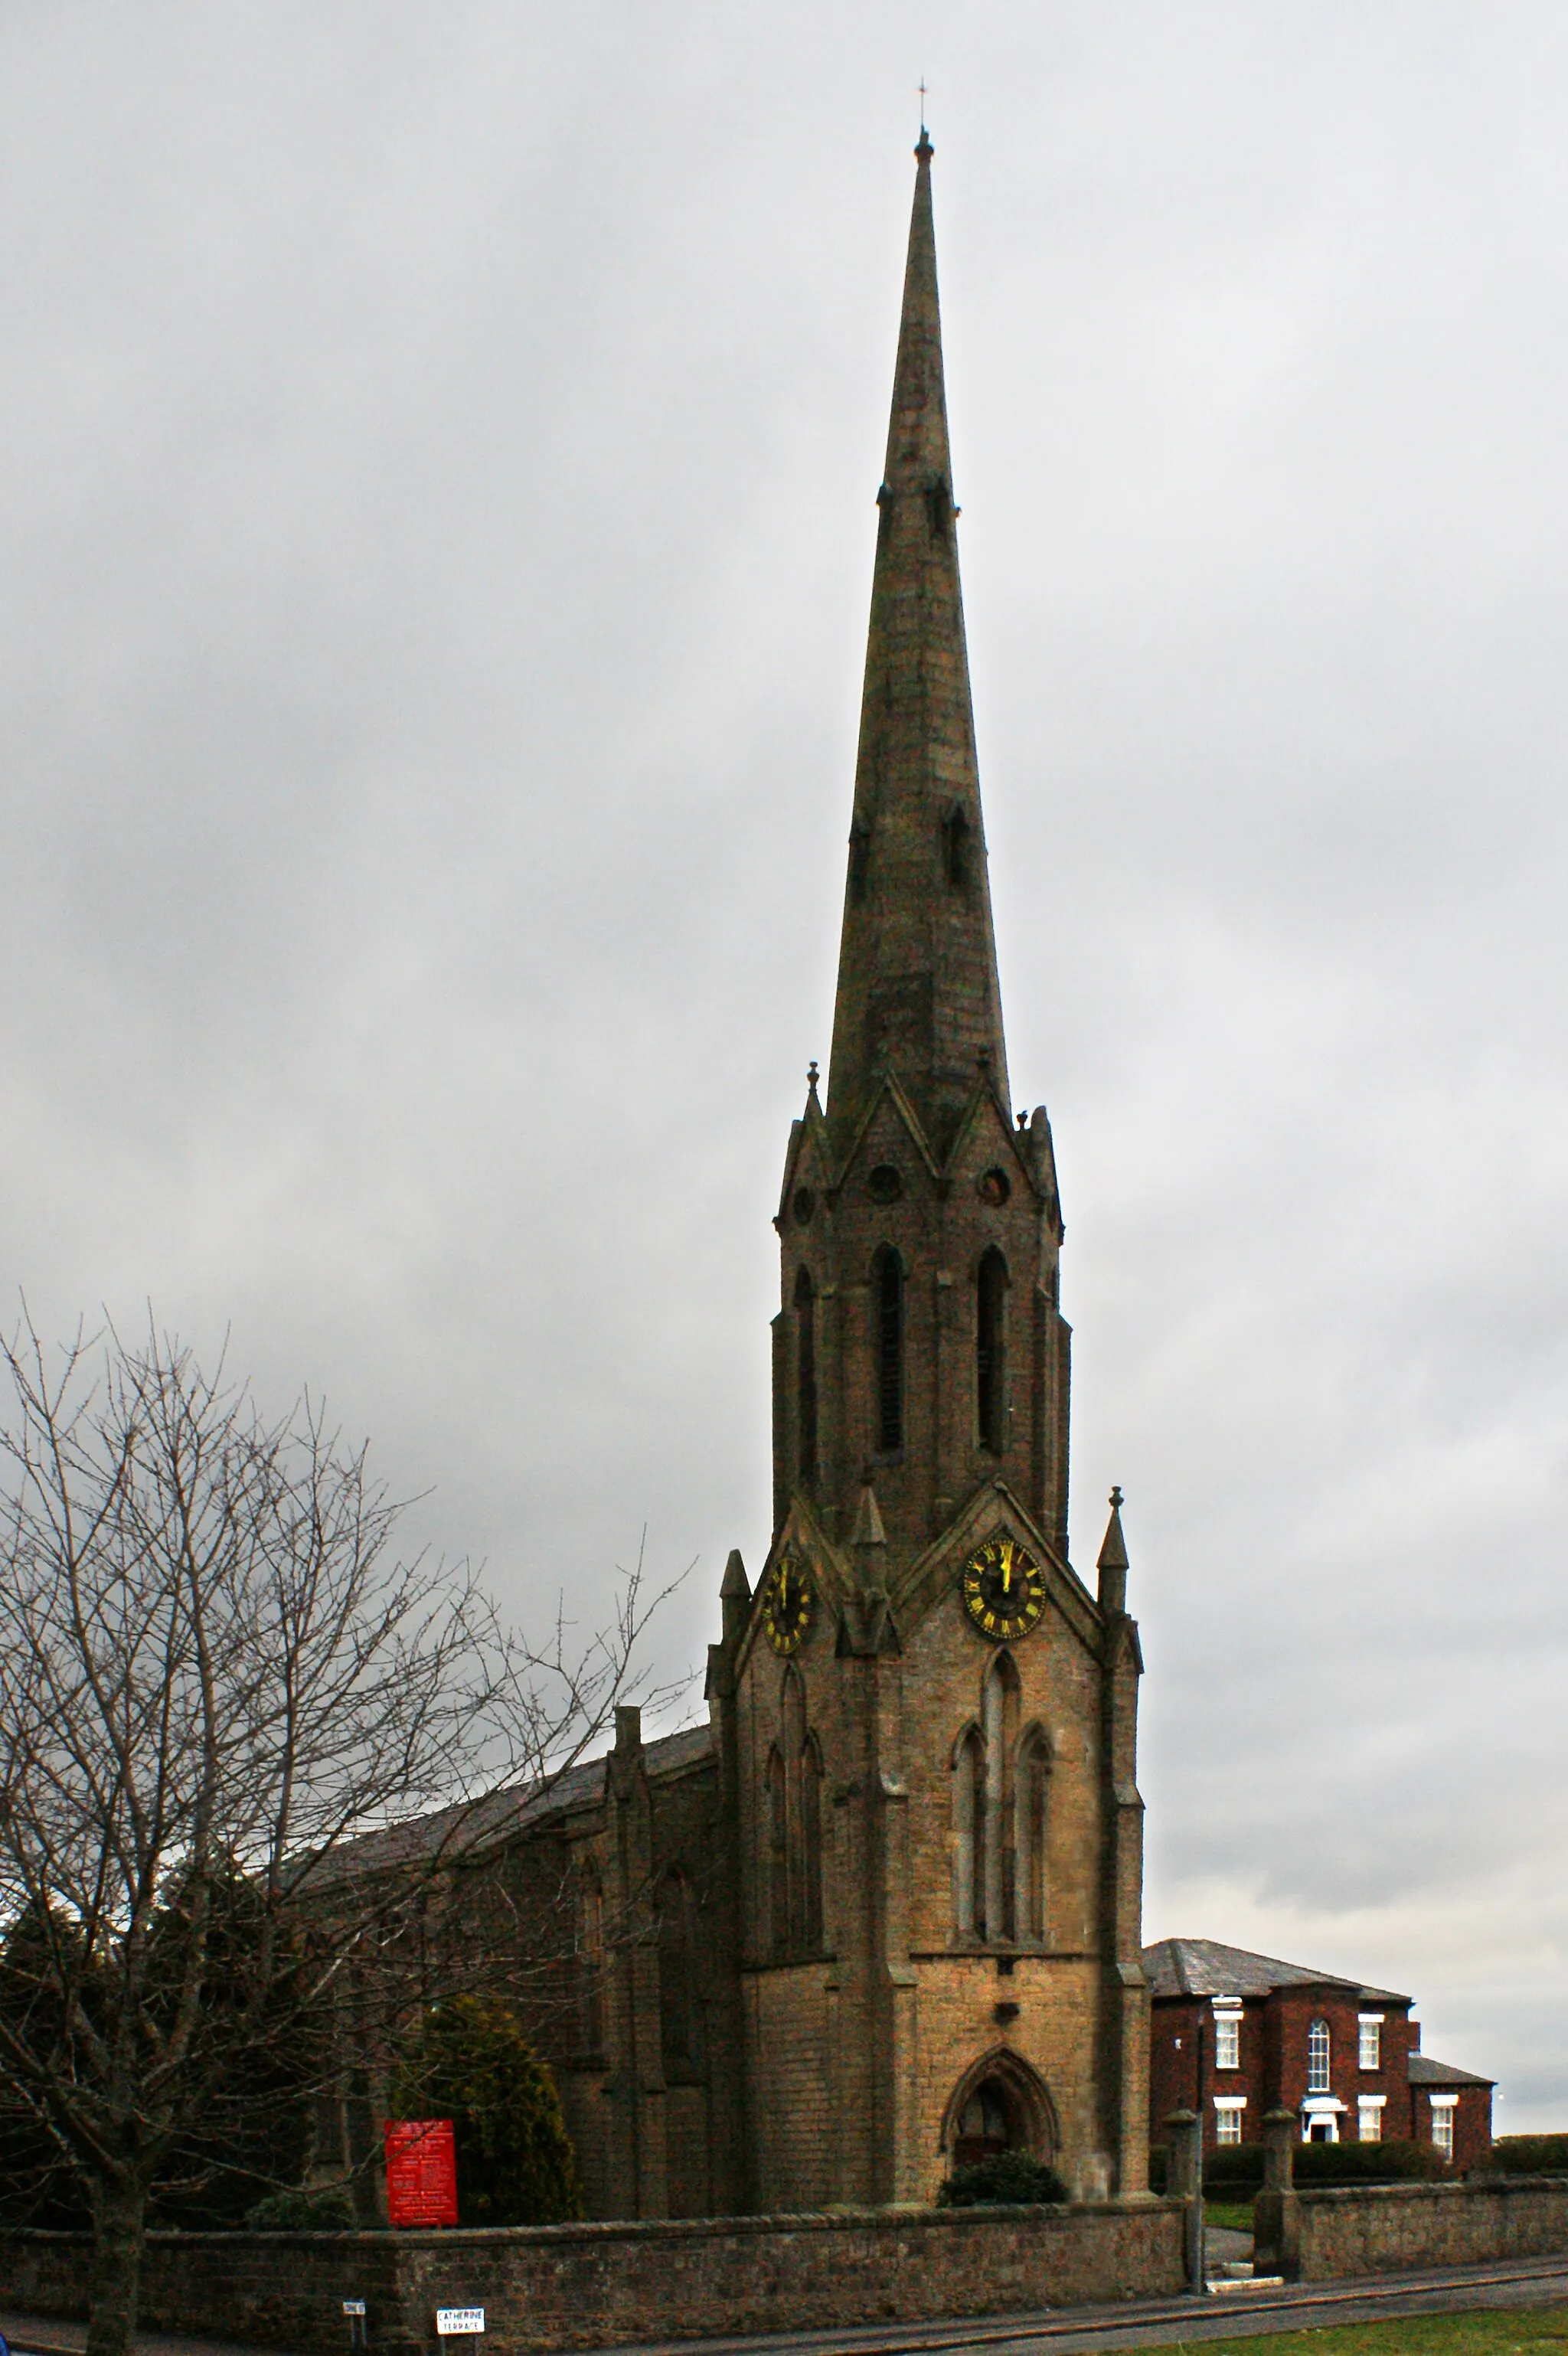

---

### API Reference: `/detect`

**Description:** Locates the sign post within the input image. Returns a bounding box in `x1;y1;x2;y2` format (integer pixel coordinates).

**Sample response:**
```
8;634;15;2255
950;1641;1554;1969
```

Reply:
384;2119;459;2229
341;2299;367;2354
436;2305;485;2356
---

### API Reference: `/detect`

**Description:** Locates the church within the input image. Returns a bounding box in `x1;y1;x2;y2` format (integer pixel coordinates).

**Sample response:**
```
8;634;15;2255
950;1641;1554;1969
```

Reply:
377;135;1152;2223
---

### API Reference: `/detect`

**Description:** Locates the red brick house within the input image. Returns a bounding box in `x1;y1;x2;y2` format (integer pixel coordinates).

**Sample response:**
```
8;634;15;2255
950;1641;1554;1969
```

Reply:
1145;1939;1494;2174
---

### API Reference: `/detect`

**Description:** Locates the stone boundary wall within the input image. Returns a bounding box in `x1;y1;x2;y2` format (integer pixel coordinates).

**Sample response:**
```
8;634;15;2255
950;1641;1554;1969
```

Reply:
0;2202;1185;2354
1295;2175;1568;2281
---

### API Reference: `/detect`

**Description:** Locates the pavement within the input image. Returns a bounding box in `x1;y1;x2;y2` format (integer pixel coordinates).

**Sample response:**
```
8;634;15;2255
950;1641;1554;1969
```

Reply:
1;2325;265;2356
6;2251;1568;2356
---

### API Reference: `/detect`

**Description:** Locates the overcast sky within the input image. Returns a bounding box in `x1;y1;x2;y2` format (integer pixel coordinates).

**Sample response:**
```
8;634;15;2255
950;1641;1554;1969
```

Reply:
4;2;1566;2129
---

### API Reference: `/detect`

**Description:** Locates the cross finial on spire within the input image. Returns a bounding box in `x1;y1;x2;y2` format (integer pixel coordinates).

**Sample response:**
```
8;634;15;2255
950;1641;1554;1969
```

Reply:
916;78;932;158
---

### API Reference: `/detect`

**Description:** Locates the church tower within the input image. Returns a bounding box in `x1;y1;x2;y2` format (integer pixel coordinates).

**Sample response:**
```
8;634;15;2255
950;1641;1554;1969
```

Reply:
705;134;1152;2210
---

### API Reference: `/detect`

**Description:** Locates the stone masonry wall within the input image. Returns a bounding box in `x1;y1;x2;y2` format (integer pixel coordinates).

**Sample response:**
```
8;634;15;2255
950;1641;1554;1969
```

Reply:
1296;2175;1568;2280
0;2201;1184;2356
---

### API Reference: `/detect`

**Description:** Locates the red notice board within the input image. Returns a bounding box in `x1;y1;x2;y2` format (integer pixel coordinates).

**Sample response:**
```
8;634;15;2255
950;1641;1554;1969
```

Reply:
384;2119;459;2227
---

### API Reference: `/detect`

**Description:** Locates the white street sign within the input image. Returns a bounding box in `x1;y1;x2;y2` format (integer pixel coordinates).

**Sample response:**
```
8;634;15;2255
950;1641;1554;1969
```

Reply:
436;2313;485;2337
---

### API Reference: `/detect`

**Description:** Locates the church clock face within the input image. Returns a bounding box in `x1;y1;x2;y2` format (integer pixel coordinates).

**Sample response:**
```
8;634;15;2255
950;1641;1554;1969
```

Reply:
960;1536;1045;1643
762;1554;815;1655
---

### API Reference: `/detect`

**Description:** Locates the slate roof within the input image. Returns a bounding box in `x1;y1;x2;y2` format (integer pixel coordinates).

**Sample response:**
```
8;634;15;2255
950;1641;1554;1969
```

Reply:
1409;2051;1495;2089
301;1720;714;1885
1142;1936;1410;2007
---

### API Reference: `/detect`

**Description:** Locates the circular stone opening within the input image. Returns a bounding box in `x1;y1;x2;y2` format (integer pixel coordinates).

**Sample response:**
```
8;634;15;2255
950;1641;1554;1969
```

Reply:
867;1164;903;1204
977;1167;1011;1206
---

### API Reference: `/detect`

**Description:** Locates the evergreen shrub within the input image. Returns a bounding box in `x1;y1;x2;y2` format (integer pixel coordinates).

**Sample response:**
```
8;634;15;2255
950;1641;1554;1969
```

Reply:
245;2187;357;2232
936;2152;1070;2207
390;1997;583;2227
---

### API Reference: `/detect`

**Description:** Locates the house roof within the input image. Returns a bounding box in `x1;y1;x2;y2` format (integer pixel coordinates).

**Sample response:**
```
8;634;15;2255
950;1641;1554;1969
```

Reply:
1409;2051;1495;2090
299;1719;715;1886
1142;1936;1410;2007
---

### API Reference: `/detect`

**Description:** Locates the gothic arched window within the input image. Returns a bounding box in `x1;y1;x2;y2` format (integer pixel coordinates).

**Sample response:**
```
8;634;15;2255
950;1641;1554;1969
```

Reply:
767;1667;825;1959
766;1747;788;1959
781;1665;807;1947
956;1657;1031;1944
794;1265;818;1485
952;1724;984;1940
976;1247;1008;1455
657;1867;699;2068
981;1651;1021;1941
575;1864;604;2054
873;1245;904;1453
1015;1728;1051;1943
802;1736;824;1952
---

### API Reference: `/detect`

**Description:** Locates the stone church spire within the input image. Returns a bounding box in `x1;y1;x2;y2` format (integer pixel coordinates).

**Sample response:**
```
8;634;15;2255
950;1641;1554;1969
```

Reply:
770;133;1070;1566
825;131;1010;1161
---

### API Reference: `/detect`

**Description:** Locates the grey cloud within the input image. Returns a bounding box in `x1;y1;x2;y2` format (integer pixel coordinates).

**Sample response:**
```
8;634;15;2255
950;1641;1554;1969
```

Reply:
3;0;1566;2125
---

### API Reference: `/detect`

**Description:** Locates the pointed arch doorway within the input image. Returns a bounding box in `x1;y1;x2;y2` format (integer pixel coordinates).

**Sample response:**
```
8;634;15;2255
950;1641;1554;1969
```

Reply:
942;2047;1059;2171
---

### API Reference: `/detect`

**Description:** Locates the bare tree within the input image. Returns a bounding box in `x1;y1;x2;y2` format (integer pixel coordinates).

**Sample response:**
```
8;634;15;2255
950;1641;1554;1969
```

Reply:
0;1312;672;2356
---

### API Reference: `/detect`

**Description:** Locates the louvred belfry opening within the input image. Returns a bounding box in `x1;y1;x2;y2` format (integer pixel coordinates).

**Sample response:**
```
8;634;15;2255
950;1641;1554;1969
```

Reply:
874;1244;904;1452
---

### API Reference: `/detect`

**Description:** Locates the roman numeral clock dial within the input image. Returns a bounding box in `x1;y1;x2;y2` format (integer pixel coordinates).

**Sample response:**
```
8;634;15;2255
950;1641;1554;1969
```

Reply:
762;1553;815;1655
960;1537;1045;1642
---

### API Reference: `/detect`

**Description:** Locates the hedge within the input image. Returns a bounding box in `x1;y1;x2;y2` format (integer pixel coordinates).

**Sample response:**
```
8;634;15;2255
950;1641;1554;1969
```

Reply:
1151;2139;1451;2195
1292;2139;1452;2184
1480;2135;1568;2177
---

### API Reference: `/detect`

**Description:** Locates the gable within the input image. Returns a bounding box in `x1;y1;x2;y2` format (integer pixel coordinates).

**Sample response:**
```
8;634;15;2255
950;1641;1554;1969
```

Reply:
730;1493;854;1688
890;1479;1102;1657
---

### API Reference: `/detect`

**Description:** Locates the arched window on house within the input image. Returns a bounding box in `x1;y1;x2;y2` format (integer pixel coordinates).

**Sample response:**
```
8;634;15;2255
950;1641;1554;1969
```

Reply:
657;1867;699;2070
976;1247;1008;1455
766;1747;789;1959
1308;2018;1331;2093
794;1266;818;1485
873;1245;904;1453
1014;1728;1051;1943
575;1864;604;2054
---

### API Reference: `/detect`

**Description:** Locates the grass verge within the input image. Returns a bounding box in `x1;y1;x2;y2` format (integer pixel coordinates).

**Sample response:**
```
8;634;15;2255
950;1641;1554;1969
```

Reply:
1205;2199;1254;2232
1106;2305;1568;2355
